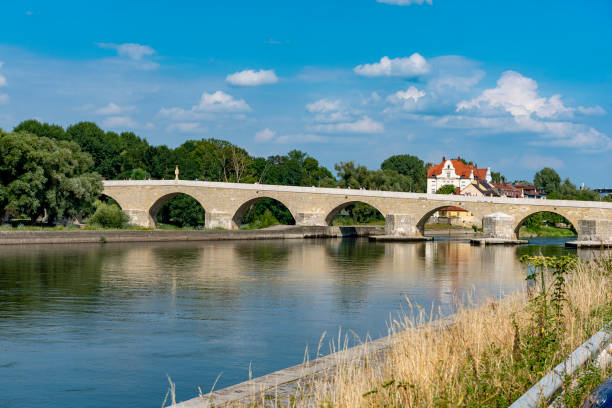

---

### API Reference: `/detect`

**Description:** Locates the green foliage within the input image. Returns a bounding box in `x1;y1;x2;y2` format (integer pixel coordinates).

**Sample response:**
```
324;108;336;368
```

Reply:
490;171;506;183
156;195;205;228
380;154;426;192
0;131;102;224
534;167;561;194
89;202;129;228
559;363;612;408
332;203;384;225
521;211;576;233
335;161;417;192
240;198;295;229
515;254;577;384
436;185;457;194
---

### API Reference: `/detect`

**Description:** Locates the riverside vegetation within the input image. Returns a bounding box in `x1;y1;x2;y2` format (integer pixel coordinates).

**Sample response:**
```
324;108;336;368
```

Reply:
214;253;611;408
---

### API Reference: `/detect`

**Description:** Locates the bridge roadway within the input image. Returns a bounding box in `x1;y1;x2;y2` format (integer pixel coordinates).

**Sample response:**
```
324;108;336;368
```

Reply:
102;180;612;241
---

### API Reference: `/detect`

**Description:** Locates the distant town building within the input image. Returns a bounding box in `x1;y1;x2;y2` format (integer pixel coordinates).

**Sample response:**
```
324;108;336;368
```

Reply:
493;182;523;198
516;184;543;199
460;180;500;197
435;206;476;227
427;157;492;195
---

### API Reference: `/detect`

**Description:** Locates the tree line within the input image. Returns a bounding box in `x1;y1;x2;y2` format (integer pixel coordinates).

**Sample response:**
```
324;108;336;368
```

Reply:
1;120;609;228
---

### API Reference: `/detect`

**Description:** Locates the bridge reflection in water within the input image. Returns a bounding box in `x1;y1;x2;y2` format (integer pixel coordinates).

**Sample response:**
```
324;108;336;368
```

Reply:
0;238;593;408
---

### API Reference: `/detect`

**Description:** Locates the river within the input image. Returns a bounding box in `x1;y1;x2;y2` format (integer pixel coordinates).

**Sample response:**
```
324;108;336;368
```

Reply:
0;237;579;407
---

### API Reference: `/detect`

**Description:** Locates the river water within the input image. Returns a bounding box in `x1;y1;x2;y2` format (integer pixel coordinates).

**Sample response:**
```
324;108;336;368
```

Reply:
0;237;578;407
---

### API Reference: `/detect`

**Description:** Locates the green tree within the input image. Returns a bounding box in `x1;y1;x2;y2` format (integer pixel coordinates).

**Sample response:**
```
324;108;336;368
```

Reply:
0;131;102;224
156;195;205;227
491;171;506;183
534;168;561;194
89;201;129;228
380;154;426;192
436;185;457;194
14;120;69;141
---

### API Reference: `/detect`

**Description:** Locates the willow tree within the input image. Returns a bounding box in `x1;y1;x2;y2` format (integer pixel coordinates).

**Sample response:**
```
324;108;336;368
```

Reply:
0;131;102;224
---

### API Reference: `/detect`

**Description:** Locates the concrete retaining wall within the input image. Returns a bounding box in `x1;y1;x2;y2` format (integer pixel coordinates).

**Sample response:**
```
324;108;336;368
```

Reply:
0;226;383;245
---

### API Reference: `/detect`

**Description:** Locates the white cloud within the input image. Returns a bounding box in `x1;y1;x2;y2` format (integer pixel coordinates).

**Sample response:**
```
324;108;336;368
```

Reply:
354;54;430;77
0;62;7;103
376;0;432;5
98;43;155;60
159;91;251;121
306;98;341;113
102;116;137;128
453;70;612;150
457;70;573;119
196;91;251;112
0;62;6;87
226;69;278;86
167;122;205;133
95;102;135;115
577;105;606;116
306;98;352;123
254;128;276;142
387;86;426;107
313;116;384;133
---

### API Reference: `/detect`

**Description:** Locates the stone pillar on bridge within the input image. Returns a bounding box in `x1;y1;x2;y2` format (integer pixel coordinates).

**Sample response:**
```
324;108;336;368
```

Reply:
294;212;327;227
205;211;234;230
385;214;419;236
482;213;516;240
577;219;612;242
124;209;156;228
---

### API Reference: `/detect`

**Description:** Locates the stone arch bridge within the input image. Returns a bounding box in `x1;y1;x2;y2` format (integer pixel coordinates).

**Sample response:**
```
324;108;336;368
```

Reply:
102;180;612;241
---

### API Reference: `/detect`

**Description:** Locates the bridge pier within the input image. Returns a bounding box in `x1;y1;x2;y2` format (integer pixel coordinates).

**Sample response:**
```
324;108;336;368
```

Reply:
385;214;420;237
124;209;156;228
577;219;612;242
205;211;234;230
482;213;516;239
295;212;327;227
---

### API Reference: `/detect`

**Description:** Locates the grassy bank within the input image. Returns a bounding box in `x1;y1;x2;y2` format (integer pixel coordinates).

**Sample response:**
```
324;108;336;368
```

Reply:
252;254;612;408
519;225;577;237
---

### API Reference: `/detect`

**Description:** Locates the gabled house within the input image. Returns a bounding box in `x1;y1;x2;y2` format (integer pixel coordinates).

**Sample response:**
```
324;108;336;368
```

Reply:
427;156;492;195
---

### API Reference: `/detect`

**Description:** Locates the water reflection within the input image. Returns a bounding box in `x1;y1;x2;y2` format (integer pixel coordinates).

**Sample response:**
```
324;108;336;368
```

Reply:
0;238;590;408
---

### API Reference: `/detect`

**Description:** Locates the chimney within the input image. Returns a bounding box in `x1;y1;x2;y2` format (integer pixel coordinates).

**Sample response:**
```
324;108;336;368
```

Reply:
442;156;446;161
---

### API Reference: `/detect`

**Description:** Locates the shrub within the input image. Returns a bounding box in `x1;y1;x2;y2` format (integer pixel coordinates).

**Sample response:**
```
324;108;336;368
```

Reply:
436;185;456;195
89;202;129;228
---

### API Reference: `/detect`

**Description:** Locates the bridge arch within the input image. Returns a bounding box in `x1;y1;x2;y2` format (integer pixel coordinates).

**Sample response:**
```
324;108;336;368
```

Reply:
148;192;207;228
325;201;386;226
514;210;577;238
232;196;296;229
99;193;124;210
416;204;480;236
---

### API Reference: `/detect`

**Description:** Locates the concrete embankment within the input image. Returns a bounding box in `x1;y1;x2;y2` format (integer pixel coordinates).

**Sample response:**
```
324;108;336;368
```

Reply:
0;226;384;245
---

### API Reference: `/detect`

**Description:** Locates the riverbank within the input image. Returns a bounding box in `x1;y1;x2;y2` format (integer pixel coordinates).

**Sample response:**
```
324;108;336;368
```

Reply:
176;253;612;407
0;226;384;245
519;225;577;238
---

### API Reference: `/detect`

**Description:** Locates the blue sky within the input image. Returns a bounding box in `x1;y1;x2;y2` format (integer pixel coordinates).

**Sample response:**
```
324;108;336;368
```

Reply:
0;0;610;186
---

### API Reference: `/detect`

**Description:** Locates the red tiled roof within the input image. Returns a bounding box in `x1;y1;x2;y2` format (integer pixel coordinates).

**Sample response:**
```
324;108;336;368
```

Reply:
427;158;487;180
493;182;522;192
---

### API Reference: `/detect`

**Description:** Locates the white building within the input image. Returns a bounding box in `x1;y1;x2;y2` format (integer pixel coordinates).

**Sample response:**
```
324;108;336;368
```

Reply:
427;157;492;194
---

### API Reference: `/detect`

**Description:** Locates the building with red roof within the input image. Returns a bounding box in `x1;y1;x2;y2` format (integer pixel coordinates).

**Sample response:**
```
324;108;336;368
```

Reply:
427;156;492;195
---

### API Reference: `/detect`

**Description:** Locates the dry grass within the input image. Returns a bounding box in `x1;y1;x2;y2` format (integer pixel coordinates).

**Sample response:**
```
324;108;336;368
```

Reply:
277;255;612;408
